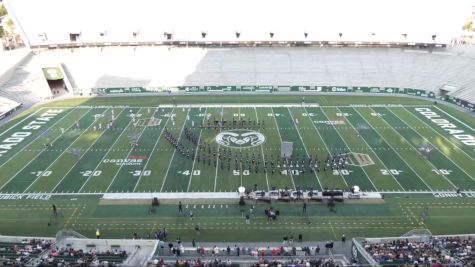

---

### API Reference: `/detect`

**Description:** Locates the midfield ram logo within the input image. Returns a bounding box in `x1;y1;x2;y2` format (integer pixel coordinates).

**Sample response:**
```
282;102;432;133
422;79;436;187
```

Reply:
215;130;265;148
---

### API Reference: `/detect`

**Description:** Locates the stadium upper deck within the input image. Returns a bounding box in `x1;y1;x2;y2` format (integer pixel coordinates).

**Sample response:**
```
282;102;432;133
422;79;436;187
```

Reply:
3;0;471;46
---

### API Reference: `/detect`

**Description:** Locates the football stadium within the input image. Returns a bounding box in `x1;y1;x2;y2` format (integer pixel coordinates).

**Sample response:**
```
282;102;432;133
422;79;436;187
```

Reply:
0;0;475;266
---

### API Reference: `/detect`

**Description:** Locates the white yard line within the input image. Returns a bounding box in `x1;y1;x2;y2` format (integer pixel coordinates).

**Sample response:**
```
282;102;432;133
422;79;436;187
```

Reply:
253;107;270;191
402;106;475;160
187;108;207;192
352;108;433;191
286;107;327;188
238;106;242;186
44;104;432;109
270;107;296;189
79;109;143;193
0;108;89;193
134;108;174;192
50;108;119;193
105;108;154;192
336;107;406;191
384;107;474;185
22;109;99;193
0;107;77;169
214;106;224;192
317;107;378;191
160;109;191;192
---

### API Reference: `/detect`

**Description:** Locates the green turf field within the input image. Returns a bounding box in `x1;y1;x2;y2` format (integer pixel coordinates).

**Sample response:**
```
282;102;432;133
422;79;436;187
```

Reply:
0;95;474;240
1;96;474;194
0;195;474;241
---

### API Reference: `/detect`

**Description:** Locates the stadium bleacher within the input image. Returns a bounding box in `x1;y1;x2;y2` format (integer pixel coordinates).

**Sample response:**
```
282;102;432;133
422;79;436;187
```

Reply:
0;49;52;112
0;238;52;266
360;235;474;266
0;96;21;119
15;46;474;105
40;247;128;266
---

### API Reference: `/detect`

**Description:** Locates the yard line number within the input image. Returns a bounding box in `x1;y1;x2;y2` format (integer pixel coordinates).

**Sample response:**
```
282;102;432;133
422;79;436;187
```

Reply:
380;169;403;175
80;170;102;177
181;170;201;176
130;170;151;176
432;169;453;175
32;170;52;177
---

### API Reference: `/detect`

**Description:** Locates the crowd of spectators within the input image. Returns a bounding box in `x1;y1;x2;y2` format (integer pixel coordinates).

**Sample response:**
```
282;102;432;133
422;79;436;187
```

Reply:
433;236;474;265
363;236;474;266
150;257;340;267
157;244;327;258
0;238;52;265
149;243;341;267
38;247;128;266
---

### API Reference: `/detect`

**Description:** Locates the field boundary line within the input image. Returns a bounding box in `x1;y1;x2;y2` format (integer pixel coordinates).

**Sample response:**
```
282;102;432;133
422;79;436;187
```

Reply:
376;107;456;189
317;107;378;191
271;107;296;189
2;190;475;197
0;109;89;192
352;108;433;191
0;108;77;169
40;104;434;109
214;106;224;192
254;107;270;191
22;109;97;193
79;109;139;192
160;109;191;192
287;107;327;188
187;107;207;192
105;108;153;192
0;107;45;138
134;108;174;192
386;107;475;184
336;107;406;191
50;108;117;193
402;106;475;160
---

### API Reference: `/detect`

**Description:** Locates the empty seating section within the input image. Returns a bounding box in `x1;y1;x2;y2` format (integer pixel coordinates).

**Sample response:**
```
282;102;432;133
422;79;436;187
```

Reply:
34;46;475;104
453;86;475;103
1;46;475;110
